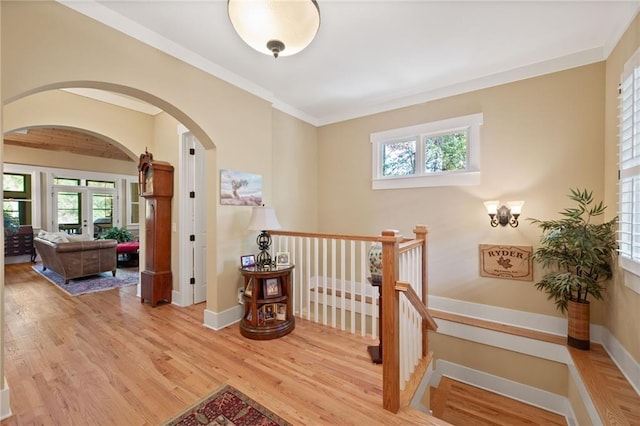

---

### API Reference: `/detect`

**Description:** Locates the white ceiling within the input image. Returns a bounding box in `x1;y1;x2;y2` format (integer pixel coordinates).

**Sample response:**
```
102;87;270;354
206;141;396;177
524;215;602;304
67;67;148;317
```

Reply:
59;1;640;126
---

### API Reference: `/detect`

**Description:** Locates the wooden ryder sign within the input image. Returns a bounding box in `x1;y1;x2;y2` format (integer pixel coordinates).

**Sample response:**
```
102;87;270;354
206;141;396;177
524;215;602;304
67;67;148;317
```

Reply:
479;244;533;281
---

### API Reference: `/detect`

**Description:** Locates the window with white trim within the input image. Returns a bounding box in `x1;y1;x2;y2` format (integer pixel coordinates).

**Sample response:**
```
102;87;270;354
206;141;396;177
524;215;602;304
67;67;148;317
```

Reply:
371;113;483;189
618;47;640;279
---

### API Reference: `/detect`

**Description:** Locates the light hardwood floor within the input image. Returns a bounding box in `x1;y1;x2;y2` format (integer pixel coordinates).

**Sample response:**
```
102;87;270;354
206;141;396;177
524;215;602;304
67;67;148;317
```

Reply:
5;263;640;426
1;263;447;426
430;377;567;425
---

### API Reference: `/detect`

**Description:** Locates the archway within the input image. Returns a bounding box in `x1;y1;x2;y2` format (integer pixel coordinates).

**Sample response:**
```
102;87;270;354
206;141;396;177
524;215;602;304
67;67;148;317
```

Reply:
4;86;215;308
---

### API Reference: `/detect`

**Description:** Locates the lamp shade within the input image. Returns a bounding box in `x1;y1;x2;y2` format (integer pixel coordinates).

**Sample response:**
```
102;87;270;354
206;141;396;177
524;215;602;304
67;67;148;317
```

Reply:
507;200;525;215
483;200;500;215
228;0;320;58
247;206;282;231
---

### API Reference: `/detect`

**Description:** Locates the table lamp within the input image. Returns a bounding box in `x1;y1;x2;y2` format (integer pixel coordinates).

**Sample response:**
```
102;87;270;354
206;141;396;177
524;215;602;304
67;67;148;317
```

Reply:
247;206;281;268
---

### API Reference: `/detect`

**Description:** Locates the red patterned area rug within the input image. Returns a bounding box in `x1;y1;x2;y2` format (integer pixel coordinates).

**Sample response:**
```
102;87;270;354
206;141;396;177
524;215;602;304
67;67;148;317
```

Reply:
162;385;292;426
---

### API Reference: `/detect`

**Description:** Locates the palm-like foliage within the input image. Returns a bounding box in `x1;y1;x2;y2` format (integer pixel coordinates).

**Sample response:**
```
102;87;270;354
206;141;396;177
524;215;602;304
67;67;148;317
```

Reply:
528;189;617;313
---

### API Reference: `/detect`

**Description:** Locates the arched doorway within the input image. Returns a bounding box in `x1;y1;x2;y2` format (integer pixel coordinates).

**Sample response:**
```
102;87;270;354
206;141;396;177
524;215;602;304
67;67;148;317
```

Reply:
3;88;213;308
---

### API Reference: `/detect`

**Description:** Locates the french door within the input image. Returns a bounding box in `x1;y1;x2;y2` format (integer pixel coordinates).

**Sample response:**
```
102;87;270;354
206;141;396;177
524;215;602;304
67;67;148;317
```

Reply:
53;187;116;237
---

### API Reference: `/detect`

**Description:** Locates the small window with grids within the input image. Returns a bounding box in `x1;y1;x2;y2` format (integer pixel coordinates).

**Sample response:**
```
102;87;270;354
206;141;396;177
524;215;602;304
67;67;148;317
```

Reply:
371;113;482;190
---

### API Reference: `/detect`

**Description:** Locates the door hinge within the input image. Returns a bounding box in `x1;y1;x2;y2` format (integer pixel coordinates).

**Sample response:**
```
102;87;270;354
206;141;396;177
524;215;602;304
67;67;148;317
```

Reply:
189;191;195;198
189;148;195;155
190;234;195;241
190;277;195;285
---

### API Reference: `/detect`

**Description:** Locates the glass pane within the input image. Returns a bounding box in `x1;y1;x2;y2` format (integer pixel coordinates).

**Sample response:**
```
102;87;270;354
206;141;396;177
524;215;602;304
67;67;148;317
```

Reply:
3;201;19;224
55;178;80;186
57;192;81;233
424;131;468;173
130;202;139;225
129;182;139;203
92;193;114;238
383;140;416;176
87;180;116;188
3;174;25;192
3;200;32;226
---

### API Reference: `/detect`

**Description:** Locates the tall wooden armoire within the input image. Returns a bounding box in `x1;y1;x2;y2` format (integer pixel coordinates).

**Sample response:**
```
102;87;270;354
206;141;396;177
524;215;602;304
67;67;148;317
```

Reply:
138;151;174;307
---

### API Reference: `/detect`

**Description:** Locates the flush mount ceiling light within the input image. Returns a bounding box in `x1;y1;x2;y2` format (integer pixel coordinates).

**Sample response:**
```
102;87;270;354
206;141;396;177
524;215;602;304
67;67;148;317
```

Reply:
228;0;320;58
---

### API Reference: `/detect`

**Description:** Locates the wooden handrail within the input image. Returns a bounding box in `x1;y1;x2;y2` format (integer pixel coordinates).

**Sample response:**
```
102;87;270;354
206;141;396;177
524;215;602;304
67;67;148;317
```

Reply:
395;281;438;331
270;229;416;244
269;229;381;243
398;238;424;253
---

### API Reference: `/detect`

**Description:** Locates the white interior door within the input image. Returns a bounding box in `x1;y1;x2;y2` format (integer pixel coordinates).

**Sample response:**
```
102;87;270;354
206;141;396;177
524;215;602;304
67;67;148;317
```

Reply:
180;129;207;305
193;139;207;303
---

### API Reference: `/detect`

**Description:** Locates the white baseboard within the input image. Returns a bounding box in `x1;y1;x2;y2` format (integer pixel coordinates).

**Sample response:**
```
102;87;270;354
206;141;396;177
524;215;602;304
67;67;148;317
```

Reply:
430;295;567;336
171;288;188;307
410;358;435;415
203;305;243;331
601;329;640;395
0;378;11;421
567;363;602;426
435;317;571;364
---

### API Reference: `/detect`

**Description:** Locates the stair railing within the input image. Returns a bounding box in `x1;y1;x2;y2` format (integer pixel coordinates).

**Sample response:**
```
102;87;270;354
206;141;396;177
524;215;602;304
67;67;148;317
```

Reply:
269;225;437;413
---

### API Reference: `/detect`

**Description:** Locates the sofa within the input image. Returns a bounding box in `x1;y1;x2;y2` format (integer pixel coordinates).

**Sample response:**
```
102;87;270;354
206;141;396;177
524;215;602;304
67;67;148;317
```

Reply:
34;231;118;284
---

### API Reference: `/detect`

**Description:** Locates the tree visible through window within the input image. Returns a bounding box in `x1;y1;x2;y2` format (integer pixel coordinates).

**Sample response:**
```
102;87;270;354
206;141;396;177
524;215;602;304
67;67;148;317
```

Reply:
371;113;482;189
383;140;416;176
57;192;80;225
3;173;32;225
424;132;467;173
3;174;25;192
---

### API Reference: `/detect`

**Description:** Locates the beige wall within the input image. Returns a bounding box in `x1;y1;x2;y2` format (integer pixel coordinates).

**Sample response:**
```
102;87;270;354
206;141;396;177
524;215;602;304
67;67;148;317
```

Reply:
318;63;606;320
430;333;568;396
3;90;145;176
604;13;640;362
3;90;151;162
272;109;318;232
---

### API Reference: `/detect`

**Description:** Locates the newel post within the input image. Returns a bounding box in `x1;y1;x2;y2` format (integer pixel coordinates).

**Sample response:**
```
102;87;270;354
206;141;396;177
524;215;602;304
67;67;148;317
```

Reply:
413;225;429;356
380;229;402;413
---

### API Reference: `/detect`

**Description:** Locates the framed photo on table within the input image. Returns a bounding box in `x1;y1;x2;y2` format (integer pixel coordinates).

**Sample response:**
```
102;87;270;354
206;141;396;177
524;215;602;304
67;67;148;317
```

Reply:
276;303;287;321
263;304;276;321
276;251;290;267
241;254;256;268
263;278;281;298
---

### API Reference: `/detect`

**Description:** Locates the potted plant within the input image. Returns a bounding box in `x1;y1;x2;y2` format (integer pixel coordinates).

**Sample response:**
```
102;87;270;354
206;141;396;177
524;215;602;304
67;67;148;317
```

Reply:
100;227;134;243
528;188;617;350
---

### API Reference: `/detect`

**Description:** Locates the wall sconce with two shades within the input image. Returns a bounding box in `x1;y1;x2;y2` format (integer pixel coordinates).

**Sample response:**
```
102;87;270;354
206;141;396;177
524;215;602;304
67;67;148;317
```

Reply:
483;200;524;228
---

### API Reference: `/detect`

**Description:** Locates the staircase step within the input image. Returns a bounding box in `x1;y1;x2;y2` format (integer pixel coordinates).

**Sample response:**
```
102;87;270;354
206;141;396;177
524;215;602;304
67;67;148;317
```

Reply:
430;377;566;425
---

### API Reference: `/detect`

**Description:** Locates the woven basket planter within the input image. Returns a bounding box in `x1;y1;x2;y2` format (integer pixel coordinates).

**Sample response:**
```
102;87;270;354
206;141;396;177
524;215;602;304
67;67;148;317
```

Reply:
567;299;590;350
